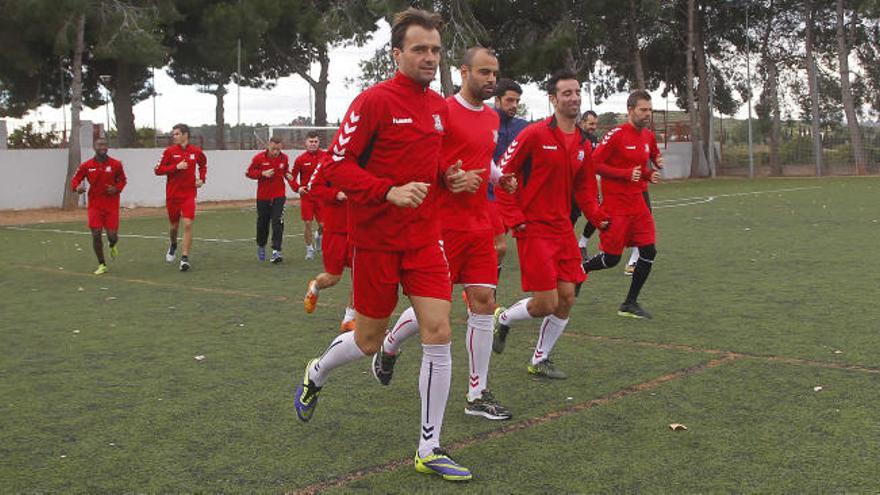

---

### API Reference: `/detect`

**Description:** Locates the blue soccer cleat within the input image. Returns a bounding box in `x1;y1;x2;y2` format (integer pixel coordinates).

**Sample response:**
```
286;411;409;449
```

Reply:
414;448;472;481
294;358;322;422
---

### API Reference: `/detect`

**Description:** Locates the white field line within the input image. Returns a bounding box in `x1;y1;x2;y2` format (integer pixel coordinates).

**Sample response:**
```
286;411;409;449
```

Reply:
5;186;821;240
4;226;302;243
652;186;821;210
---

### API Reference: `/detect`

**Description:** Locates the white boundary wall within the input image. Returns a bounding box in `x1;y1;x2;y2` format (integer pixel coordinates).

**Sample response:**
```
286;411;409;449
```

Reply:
1;122;698;211
0;146;306;210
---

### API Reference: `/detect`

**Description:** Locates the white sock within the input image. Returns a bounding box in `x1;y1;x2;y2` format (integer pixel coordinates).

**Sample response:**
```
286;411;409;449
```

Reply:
342;306;355;323
418;343;452;457
384;306;419;354
578;235;589;248
465;312;494;401
532;314;569;365
309;282;320;295
499;297;534;327
308;331;366;387
628;247;640;266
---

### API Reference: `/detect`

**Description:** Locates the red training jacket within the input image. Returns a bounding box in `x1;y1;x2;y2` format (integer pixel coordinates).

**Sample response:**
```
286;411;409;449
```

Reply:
290;149;329;194
497;116;607;238
592;122;660;213
71;156;127;209
318;71;449;251
307;158;349;234
154;144;207;199
245;150;293;200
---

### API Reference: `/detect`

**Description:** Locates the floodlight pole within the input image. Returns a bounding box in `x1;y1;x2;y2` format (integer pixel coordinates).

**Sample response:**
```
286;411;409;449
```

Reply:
745;1;755;178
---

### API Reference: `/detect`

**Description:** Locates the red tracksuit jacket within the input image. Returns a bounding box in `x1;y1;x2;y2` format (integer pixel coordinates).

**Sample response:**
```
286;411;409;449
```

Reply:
71;156;127;209
319;71;449;251
307;161;349;235
290;149;329;192
592;122;660;214
154;144;207;199
497;116;607;237
245;150;292;200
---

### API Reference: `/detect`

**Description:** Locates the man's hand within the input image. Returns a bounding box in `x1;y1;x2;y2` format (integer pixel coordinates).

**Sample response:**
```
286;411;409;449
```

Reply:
459;168;486;193
262;168;275;178
654;155;665;169
513;223;526;232
499;173;518;194
631;167;642;182
176;160;189;170
76;186;86;194
195;179;204;188
297;186;307;195
444;160;467;193
597;219;611;230
336;191;347;201
650;170;661;184
386;182;430;208
105;185;117;195
285;172;293;181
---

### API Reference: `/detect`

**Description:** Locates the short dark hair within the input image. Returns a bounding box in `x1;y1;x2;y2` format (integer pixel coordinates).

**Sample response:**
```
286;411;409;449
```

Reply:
545;70;579;95
495;79;522;97
172;123;190;136
305;131;319;139
580;110;598;121
391;8;444;50
460;46;495;67
627;89;652;109
269;135;283;144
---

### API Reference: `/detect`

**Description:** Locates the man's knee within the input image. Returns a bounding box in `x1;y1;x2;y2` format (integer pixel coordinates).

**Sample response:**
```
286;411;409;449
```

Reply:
601;253;622;267
639;244;657;261
466;287;495;314
529;292;559;317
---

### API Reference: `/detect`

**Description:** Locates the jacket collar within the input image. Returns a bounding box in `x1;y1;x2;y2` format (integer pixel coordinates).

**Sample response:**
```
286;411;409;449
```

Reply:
547;115;588;144
392;70;430;93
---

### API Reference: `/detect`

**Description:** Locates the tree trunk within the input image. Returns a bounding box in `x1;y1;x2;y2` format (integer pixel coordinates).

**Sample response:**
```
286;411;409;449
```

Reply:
111;62;138;147
686;0;703;178
63;14;86;211
314;46;330;127
628;0;646;90
214;85;226;150
805;1;824;176
439;53;454;97
835;0;867;175
695;11;712;171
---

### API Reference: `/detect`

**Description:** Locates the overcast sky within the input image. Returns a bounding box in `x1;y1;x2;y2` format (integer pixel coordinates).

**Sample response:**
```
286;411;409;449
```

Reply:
6;20;689;135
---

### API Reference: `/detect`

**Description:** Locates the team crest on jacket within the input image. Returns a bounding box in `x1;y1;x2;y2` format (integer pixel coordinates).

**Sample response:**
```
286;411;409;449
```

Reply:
577;150;585;162
645;143;650;153
432;114;444;132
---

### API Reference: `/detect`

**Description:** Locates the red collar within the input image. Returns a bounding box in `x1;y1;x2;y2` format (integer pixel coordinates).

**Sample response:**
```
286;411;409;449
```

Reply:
392;71;430;93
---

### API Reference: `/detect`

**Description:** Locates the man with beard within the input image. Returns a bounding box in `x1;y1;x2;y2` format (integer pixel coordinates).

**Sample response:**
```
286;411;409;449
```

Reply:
372;46;517;422
493;71;609;379
582;89;662;319
71;138;127;275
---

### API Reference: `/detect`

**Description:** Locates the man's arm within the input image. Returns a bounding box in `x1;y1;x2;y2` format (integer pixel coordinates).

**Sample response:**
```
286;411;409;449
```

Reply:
153;149;176;176
197;150;207;184
112;161;127;194
71;163;87;192
496;127;533;229
321;92;395;205
575;152;609;229
245;155;263;180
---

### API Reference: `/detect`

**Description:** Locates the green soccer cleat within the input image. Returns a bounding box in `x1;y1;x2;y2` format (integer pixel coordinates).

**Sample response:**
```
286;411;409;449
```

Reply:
527;359;568;379
109;245;119;260
93;263;108;275
414;448;472;481
618;301;652;319
492;306;510;354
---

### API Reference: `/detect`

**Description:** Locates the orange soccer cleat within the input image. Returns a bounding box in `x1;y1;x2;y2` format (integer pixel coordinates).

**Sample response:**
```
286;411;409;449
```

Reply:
304;280;319;313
